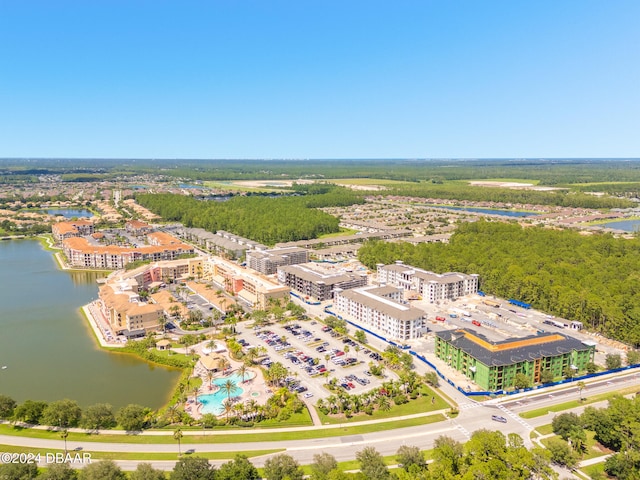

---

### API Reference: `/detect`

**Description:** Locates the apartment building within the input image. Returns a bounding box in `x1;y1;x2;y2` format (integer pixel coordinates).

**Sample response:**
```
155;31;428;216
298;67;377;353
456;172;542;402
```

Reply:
52;220;95;242
277;263;367;301
334;285;426;340
181;227;266;260
377;261;479;303
125;220;153;237
98;281;164;337
63;235;194;269
435;329;596;391
203;257;290;309
247;247;309;275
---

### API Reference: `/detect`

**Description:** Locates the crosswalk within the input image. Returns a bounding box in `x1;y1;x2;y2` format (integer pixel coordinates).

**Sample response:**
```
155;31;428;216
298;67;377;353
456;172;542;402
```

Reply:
458;401;482;410
454;422;472;440
496;403;533;430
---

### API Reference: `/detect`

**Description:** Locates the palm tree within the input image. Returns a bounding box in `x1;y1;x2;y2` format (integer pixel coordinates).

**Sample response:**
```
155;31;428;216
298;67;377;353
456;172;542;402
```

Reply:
577;381;586;401
205;371;214;391
60;428;68;454
173;428;183;456
206;339;216;352
222;399;234;423
222;379;239;403
376;396;391;412
192;386;199;405
219;357;230;373
246;399;259;419
166;404;181;424
238;364;249;384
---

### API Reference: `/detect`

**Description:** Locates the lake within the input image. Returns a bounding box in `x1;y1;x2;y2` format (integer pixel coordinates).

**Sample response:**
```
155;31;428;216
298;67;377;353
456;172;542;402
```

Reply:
600;219;640;232
44;208;93;218
434;206;539;217
0;240;180;409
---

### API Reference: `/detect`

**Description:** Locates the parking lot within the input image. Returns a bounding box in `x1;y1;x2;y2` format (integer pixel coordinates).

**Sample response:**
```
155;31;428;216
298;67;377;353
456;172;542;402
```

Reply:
236;320;395;401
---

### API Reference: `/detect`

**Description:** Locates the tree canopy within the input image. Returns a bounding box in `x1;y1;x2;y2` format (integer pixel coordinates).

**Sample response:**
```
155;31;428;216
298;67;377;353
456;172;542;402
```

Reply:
359;220;640;345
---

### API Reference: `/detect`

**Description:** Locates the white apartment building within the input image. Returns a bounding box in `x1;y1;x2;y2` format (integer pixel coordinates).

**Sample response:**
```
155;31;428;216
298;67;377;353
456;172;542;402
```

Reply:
334;285;425;341
377;261;479;303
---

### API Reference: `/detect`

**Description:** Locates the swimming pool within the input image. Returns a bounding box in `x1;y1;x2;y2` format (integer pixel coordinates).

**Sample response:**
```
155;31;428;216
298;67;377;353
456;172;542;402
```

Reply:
198;371;255;415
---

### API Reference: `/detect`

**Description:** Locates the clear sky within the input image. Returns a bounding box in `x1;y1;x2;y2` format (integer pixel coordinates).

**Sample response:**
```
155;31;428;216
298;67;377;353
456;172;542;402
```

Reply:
0;1;638;159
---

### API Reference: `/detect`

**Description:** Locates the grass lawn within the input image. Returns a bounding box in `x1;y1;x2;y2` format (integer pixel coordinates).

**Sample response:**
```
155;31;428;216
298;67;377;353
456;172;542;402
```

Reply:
520;386;639;418
0;414;445;445
317;390;448;425
202;181;289;193
540;432;612;461
316;227;359;239
151;349;196;364
0;444;281;461
580;462;607;478
534;424;554;435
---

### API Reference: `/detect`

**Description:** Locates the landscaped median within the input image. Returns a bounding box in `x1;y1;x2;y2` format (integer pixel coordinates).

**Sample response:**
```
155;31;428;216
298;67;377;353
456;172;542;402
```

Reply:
0;411;447;445
519;385;639;419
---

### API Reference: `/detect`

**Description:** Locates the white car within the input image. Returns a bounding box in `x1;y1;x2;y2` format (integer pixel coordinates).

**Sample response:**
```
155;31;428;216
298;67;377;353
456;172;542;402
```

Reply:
304;392;314;398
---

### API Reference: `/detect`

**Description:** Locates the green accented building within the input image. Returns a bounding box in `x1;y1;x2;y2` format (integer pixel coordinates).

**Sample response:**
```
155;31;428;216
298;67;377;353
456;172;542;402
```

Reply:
435;329;596;391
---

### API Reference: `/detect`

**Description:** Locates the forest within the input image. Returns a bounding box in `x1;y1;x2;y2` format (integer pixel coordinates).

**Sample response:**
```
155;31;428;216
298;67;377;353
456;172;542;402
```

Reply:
136;186;364;245
358;220;640;346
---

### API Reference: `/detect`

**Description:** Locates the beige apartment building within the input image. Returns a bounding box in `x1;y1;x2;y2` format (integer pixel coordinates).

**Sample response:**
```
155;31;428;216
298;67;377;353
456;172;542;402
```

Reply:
203;257;290;309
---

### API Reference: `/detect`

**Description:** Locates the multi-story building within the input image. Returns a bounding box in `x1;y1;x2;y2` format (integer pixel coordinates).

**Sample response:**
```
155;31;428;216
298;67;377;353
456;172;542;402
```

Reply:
52;220;95;242
180;228;266;260
377;261;479;303
98;281;164;337
125;220;153;237
334;285;426;340
63;235;194;269
277;263;367;301
247;247;309;275
435;328;596;391
203;257;290;309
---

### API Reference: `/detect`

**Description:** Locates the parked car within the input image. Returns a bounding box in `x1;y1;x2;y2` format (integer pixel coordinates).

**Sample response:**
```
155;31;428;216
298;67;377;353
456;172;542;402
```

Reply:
491;415;507;423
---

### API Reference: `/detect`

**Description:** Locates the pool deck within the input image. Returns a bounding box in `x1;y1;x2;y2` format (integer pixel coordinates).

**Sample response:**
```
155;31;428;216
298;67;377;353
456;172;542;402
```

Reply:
187;342;270;420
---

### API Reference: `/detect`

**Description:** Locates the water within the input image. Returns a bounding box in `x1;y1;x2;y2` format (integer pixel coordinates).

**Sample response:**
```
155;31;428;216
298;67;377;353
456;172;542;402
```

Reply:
600;219;640;232
434;206;538;217
198;372;255;415
0;240;180;409
43;208;93;218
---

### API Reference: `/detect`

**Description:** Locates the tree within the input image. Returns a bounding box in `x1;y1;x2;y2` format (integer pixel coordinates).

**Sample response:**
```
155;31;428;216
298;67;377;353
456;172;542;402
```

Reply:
174;427;183;456
222;379;239;403
309;452;338;480
201;413;218;429
80;403;116;430
40;462;79;480
539;369;554;384
423;371;439;387
78;460;127;480
552;412;583;440
354;329;367;344
546;437;579;469
606;353;622;370
0;394;16;419
217;454;260;480
170;456;216;480
263;453;304;480
13;399;48;424
129;463;167;480
513;373;532;390
576;380;586;401
0;462;39;480
356;446;390;480
586;361;598;374
116;404;148;431
396;444;425;471
626;350;640;366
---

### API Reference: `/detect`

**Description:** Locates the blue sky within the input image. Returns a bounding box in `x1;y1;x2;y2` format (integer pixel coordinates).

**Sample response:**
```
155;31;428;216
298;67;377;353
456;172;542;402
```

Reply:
0;1;638;159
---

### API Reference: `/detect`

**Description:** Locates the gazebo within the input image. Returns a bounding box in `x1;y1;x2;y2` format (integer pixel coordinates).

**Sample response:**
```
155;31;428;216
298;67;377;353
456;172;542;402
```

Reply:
155;339;172;350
